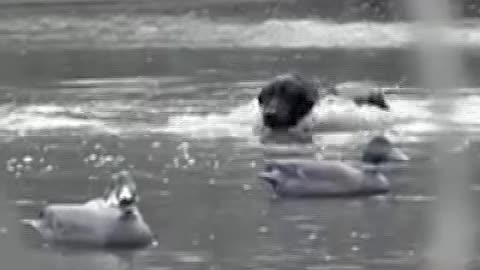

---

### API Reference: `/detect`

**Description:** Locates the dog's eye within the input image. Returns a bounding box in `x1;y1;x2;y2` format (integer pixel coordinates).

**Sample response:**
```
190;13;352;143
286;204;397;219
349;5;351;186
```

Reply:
258;95;263;104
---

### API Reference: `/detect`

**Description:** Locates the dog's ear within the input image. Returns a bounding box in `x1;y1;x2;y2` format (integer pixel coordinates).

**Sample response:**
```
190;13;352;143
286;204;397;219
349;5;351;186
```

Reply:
290;85;318;123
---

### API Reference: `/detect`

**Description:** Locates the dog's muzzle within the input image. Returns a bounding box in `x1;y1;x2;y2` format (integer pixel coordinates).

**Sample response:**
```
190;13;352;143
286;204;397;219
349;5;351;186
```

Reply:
263;112;281;128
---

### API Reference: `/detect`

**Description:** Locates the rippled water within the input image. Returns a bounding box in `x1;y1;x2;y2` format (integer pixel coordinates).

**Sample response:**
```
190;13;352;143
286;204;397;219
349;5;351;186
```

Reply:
1;1;480;270
4;12;480;49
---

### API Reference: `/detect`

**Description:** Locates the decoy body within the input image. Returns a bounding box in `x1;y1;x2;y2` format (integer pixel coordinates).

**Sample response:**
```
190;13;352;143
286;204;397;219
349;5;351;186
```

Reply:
259;136;408;197
29;171;153;248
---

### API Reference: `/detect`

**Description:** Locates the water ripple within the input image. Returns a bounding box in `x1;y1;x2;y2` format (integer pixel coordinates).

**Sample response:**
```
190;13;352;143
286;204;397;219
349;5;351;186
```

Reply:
3;14;480;49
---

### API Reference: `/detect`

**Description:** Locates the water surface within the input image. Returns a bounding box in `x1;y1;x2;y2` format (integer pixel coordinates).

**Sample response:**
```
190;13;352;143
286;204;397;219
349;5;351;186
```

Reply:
1;1;480;269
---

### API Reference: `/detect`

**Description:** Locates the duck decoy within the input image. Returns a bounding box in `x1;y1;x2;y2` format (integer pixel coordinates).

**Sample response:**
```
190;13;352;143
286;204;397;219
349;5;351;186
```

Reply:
258;136;408;197
28;171;154;248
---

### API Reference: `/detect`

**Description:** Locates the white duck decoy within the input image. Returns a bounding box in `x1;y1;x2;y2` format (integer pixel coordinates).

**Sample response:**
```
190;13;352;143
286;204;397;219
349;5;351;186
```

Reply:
258;136;408;198
29;171;154;248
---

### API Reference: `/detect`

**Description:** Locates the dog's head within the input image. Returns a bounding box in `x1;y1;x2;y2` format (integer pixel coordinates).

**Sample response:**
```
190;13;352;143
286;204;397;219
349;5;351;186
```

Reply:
258;74;319;130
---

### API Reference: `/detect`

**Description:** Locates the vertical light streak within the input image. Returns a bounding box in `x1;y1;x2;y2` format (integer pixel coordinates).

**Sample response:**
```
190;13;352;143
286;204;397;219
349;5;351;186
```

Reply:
406;0;475;269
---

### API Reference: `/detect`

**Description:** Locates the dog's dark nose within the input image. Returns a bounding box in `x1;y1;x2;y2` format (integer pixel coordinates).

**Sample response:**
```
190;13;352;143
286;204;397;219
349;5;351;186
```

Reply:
263;112;278;127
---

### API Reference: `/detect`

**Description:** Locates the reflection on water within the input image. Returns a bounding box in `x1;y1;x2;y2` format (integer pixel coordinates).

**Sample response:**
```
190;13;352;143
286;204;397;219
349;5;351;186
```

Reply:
0;0;480;270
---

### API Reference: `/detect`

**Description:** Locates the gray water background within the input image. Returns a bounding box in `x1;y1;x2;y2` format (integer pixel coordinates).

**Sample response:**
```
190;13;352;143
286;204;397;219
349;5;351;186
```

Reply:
1;1;480;269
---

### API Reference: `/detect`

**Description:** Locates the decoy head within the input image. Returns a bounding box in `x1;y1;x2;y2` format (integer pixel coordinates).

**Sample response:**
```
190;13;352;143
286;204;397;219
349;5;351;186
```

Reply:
104;170;139;211
362;136;409;165
258;161;300;192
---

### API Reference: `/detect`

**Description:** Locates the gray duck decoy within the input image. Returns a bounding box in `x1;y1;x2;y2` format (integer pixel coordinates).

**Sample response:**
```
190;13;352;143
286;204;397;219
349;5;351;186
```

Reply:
258;136;408;197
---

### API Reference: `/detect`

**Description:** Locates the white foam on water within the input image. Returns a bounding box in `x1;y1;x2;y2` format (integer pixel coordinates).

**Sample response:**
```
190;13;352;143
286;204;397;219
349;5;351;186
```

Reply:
59;76;191;86
163;91;431;139
450;95;480;125
0;104;116;134
161;99;259;139
0;83;467;140
3;14;480;49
